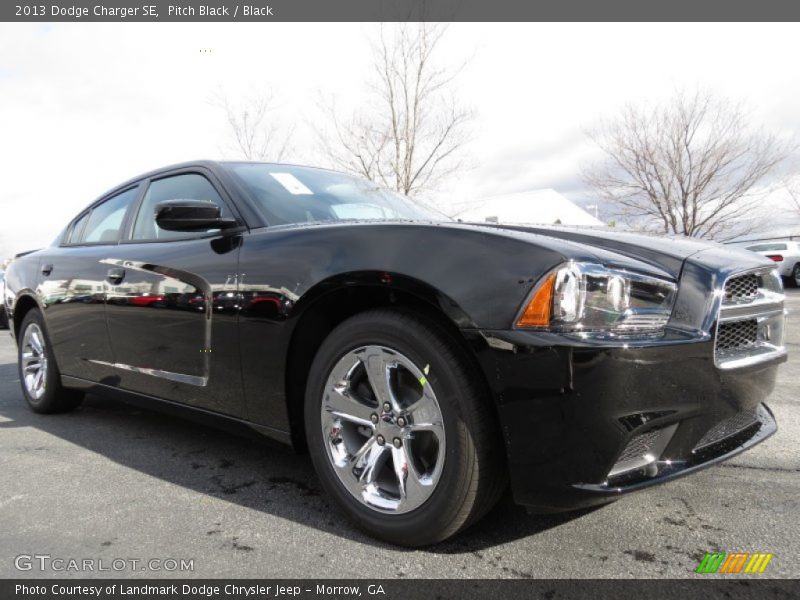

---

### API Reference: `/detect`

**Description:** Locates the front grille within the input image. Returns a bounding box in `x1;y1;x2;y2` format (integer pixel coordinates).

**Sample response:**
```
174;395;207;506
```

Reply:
694;408;759;451
724;273;758;304
713;268;785;369
716;319;758;351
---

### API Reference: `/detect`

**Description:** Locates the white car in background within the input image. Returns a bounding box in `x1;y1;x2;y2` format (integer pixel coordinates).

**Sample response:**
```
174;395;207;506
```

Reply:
0;271;7;329
745;241;800;287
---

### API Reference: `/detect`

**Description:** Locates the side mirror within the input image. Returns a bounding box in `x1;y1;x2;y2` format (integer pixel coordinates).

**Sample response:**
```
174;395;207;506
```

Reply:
155;200;240;233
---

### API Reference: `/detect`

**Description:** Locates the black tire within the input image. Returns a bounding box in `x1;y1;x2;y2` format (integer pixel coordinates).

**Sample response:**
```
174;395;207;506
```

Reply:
792;264;800;288
0;307;8;329
17;309;84;414
304;308;506;546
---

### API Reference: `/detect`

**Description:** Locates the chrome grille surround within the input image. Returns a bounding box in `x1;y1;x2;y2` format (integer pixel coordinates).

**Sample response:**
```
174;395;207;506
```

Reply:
714;268;786;369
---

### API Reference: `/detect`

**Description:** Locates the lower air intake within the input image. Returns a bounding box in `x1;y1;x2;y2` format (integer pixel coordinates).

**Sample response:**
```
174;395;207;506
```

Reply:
608;423;678;479
693;408;760;451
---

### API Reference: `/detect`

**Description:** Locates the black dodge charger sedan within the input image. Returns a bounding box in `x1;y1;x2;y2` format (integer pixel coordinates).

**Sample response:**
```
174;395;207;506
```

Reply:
3;161;787;545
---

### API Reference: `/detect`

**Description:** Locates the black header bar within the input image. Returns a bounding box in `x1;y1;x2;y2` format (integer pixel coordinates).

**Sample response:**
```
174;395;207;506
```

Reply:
3;0;800;22
3;579;800;600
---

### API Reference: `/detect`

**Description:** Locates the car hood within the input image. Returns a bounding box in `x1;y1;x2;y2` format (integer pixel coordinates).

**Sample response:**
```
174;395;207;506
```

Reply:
458;222;774;279
277;219;774;280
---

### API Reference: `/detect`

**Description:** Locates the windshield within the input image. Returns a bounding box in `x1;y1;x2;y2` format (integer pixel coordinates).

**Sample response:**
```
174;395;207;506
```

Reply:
224;163;447;226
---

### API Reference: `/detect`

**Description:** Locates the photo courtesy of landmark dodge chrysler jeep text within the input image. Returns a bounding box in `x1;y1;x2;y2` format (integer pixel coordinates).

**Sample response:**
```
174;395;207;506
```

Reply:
2;161;787;546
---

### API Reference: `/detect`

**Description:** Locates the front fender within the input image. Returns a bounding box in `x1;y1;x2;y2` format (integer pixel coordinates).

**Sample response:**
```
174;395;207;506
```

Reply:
289;270;477;329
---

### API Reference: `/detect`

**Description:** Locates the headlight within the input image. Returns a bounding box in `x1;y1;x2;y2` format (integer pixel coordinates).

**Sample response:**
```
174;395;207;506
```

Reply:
516;262;678;336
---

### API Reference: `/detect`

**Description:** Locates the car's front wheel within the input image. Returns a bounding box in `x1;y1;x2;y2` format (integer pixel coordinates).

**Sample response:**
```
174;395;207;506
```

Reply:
18;310;84;414
305;308;505;546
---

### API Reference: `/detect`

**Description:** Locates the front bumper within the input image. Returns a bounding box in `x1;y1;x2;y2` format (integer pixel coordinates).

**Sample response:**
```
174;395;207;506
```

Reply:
469;330;783;511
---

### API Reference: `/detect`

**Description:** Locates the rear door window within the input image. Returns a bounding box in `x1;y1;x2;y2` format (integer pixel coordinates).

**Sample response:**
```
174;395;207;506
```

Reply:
78;187;139;244
66;212;90;244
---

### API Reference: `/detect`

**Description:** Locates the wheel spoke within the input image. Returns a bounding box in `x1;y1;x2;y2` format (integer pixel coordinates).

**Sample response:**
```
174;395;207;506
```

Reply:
22;352;40;369
333;438;388;499
34;368;44;389
356;440;388;485
408;420;445;437
322;354;375;426
360;347;398;411
29;330;44;354
323;386;374;427
406;389;442;430
391;445;426;504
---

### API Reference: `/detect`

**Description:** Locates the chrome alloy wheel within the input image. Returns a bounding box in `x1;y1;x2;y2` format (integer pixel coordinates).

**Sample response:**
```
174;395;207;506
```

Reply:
21;323;48;400
320;345;446;514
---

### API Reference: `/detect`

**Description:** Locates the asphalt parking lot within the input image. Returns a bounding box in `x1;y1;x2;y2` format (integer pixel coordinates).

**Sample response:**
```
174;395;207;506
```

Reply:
0;291;798;579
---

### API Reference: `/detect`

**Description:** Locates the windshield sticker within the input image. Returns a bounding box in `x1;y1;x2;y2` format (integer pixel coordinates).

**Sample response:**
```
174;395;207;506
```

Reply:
270;172;314;195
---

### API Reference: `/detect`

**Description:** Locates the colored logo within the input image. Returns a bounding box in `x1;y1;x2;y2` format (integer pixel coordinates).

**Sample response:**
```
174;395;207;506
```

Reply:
696;552;774;574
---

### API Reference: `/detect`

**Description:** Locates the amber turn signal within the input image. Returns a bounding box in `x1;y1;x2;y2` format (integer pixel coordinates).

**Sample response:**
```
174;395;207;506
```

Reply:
516;273;555;327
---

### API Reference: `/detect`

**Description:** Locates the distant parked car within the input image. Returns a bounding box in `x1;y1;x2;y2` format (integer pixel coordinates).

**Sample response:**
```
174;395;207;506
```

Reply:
0;271;8;329
745;241;800;287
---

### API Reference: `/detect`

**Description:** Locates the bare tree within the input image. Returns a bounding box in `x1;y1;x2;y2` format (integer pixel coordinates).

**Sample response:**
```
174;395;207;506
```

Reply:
320;24;473;196
213;88;293;161
583;90;793;240
787;178;800;215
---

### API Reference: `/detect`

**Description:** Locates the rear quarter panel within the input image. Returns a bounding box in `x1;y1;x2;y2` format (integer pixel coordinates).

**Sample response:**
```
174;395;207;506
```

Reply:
3;254;43;337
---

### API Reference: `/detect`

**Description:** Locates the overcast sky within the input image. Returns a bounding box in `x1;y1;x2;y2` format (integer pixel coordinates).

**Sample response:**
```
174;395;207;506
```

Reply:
1;22;800;260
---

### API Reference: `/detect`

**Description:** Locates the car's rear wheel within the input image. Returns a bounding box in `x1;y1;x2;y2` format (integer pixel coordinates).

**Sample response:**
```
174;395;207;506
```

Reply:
18;310;84;414
304;308;505;546
792;263;800;288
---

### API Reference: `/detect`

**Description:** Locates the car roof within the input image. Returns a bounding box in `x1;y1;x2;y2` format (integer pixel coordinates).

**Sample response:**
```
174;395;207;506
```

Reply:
90;160;346;208
106;159;222;192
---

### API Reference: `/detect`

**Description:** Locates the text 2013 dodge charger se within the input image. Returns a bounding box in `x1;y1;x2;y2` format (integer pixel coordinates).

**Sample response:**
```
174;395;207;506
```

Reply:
3;161;787;546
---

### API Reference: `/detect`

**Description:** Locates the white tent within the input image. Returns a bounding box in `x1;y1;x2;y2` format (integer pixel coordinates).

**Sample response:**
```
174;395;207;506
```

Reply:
457;189;603;227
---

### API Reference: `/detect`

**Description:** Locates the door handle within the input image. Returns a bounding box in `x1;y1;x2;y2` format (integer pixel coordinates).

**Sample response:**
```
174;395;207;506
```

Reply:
107;267;126;284
41;264;53;276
